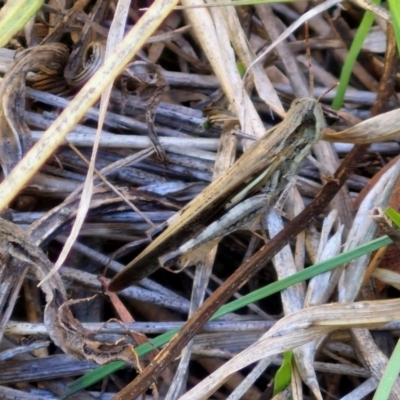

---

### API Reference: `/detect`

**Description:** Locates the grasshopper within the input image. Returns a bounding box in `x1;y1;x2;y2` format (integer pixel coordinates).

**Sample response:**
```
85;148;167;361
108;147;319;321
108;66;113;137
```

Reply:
108;98;324;292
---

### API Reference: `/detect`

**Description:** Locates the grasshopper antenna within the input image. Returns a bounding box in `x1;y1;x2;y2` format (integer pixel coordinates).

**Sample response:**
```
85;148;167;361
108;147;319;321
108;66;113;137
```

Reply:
305;21;314;99
318;83;338;102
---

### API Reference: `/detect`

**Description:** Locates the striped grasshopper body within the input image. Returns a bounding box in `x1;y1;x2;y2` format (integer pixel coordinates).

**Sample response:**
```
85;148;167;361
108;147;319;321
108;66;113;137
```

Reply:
109;98;324;291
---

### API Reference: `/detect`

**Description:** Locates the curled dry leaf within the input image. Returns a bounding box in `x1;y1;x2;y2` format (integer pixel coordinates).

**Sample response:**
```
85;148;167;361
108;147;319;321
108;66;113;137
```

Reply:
0;43;69;175
0;217;140;368
373;268;400;291
57;297;140;367
323;108;400;144
338;158;400;303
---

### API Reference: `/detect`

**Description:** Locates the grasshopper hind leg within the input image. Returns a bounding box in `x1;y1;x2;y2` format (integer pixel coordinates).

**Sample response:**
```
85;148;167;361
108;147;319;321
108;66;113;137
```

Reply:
271;174;299;221
159;194;271;271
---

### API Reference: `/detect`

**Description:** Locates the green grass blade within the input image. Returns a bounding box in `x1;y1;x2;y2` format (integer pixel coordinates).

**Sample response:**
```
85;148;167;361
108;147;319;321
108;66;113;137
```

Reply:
211;235;392;319
331;0;381;110
388;0;400;54
65;360;126;395
65;235;392;397
373;339;400;399
385;207;400;229
273;351;293;395
0;0;44;48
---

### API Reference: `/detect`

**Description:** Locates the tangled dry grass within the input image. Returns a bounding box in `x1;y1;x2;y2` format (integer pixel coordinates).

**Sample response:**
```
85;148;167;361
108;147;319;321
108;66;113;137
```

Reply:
1;0;400;399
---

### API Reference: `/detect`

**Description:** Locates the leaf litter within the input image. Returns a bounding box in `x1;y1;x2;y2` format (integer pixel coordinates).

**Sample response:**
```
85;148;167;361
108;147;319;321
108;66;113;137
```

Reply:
1;0;400;399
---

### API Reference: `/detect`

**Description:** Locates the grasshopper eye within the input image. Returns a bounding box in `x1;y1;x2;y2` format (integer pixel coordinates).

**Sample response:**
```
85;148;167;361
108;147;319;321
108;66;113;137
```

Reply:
291;98;301;107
